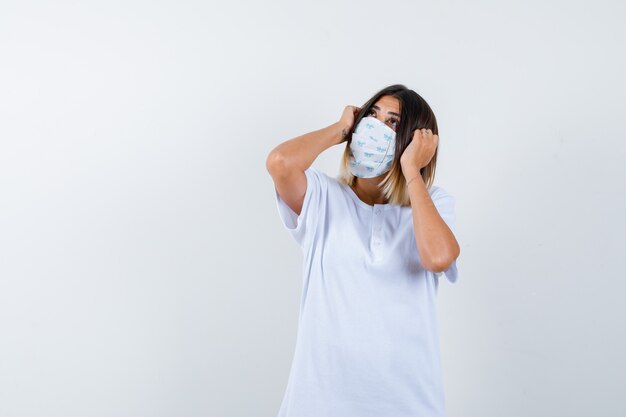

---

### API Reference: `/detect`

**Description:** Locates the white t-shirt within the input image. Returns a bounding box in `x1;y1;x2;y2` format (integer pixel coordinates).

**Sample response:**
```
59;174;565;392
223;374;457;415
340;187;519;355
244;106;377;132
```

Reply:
273;166;459;417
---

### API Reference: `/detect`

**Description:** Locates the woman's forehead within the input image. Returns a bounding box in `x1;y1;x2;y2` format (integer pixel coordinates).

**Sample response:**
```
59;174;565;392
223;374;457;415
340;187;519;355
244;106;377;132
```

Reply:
373;96;401;115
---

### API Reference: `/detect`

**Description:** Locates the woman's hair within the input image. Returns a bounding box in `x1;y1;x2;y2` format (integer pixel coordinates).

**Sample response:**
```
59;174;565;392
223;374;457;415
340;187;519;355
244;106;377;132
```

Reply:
337;84;440;207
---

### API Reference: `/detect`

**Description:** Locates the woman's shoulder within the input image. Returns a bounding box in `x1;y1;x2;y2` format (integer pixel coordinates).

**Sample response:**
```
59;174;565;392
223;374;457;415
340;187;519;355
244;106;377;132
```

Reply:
428;184;454;199
304;166;342;188
428;184;457;216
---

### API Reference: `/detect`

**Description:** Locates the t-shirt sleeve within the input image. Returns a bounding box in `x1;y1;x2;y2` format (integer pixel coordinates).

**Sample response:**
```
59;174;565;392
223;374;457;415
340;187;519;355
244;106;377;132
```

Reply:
430;186;460;284
273;167;327;250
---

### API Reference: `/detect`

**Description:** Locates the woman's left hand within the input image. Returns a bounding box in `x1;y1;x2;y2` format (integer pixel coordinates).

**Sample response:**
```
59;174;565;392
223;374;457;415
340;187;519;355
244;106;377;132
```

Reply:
400;128;438;178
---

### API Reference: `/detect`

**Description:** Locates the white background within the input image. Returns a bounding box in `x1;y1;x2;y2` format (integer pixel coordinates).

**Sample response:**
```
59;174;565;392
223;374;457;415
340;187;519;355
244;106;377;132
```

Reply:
1;1;625;416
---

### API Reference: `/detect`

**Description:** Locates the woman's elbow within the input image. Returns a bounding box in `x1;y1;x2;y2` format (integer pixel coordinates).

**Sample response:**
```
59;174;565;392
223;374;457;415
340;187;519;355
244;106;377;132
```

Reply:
424;247;460;273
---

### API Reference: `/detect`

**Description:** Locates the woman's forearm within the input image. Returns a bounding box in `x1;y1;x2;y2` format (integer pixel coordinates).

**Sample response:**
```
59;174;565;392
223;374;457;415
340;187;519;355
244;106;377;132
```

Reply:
267;122;348;173
405;169;460;273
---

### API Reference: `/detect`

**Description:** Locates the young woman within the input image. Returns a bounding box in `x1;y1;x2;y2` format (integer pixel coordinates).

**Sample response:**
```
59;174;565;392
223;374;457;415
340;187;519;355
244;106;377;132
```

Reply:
265;84;461;416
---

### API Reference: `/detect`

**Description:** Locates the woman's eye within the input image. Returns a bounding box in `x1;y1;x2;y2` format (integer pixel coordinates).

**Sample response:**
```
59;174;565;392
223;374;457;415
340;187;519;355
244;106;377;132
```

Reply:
367;110;398;128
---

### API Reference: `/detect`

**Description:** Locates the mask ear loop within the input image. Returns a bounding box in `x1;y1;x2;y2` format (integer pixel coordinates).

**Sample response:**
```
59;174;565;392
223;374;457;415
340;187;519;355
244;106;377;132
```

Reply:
379;129;396;170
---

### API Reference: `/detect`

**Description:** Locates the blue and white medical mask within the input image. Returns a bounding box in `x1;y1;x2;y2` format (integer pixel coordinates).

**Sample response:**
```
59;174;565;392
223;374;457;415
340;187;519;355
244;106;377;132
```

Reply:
348;116;396;178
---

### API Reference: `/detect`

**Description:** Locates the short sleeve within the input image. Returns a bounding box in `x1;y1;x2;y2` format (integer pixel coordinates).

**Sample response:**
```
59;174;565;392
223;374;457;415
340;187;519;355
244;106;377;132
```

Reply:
430;185;460;284
273;167;327;250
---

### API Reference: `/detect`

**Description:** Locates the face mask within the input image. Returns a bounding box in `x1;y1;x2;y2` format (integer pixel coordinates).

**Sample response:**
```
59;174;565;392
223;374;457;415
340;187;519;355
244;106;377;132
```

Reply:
348;116;396;178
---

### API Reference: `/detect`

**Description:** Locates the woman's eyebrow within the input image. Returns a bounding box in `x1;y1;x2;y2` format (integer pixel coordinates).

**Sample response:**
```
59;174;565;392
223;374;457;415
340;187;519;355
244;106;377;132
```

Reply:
372;105;400;117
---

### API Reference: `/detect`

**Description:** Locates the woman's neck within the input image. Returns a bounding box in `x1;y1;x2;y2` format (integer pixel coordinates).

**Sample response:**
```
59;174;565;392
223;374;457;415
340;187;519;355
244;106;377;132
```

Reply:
351;177;389;205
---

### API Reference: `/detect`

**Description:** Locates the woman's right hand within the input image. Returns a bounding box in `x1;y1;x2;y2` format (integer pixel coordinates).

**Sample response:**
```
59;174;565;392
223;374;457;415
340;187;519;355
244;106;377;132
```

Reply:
337;105;361;142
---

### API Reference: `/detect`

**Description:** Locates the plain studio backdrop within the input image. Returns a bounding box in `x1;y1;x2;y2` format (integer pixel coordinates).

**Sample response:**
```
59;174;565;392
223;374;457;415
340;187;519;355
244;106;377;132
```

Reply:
1;0;625;416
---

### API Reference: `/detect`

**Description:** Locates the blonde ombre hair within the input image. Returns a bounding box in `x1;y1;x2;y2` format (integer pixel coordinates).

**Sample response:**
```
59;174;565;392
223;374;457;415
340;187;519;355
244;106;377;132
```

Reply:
337;84;440;207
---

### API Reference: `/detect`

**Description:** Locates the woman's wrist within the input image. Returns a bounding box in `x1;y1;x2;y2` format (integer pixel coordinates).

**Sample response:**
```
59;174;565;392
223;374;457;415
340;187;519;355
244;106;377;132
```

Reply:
401;163;421;182
331;121;350;145
406;174;423;187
